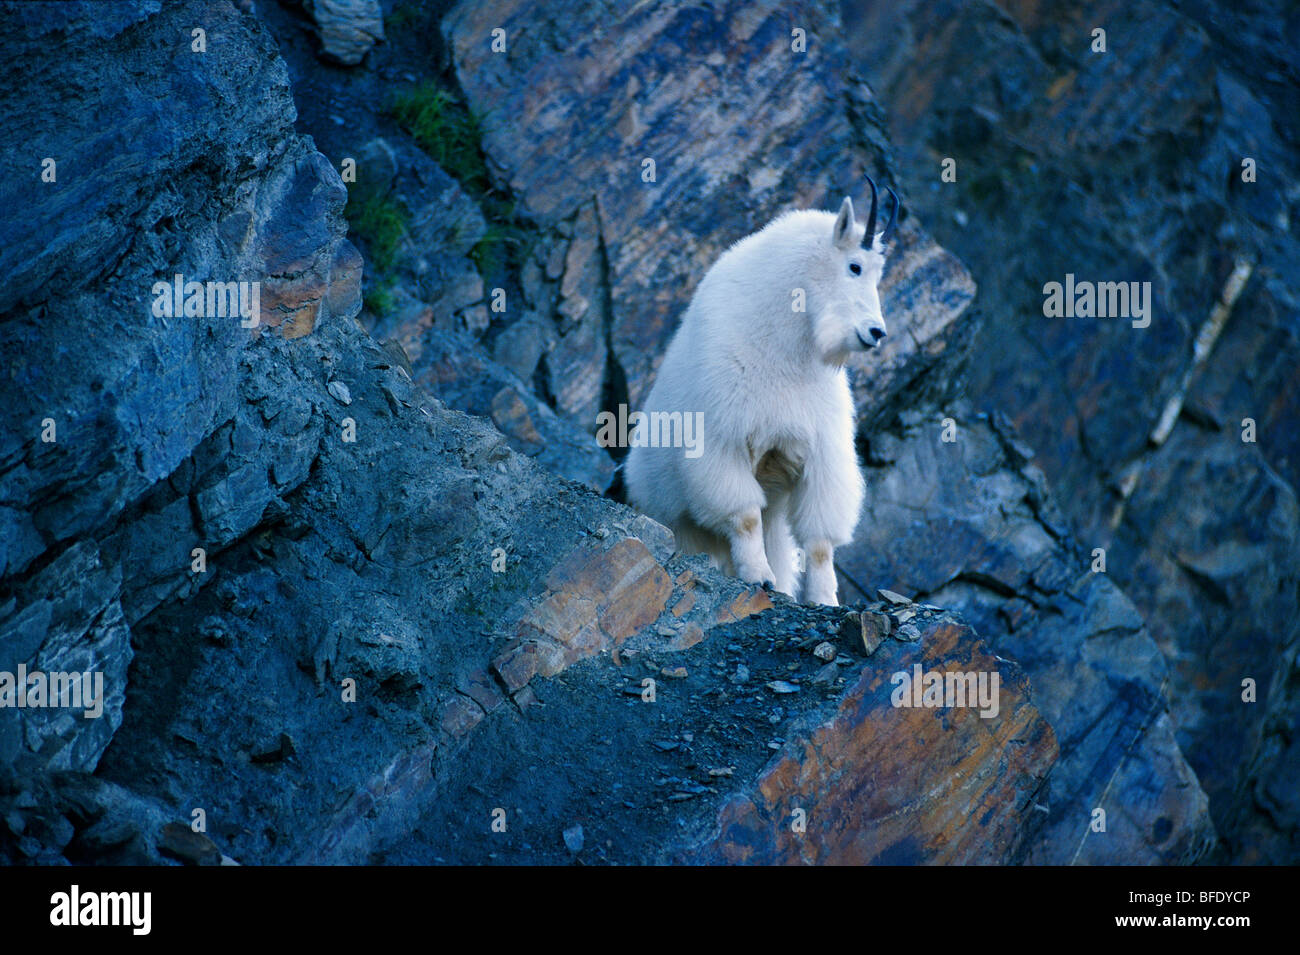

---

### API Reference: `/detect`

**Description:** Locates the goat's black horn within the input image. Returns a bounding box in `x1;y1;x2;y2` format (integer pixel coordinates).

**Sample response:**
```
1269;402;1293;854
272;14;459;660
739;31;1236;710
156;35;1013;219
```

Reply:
863;175;879;247
881;187;901;241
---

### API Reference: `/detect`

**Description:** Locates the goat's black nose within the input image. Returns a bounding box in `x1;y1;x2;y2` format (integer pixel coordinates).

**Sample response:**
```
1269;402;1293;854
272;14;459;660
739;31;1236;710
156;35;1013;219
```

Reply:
870;327;887;341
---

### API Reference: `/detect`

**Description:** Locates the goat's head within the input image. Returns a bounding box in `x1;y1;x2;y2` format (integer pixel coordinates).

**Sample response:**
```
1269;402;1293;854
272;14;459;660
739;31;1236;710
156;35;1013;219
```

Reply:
810;176;899;365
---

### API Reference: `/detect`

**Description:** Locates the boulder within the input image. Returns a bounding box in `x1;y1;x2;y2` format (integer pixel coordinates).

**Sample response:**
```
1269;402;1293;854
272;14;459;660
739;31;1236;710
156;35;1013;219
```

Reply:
304;0;384;66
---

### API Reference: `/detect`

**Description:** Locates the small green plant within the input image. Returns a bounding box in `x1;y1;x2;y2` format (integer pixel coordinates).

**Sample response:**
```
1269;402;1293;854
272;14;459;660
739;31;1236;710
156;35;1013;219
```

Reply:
349;191;408;273
470;223;518;279
363;278;396;317
388;81;536;286
389;82;491;196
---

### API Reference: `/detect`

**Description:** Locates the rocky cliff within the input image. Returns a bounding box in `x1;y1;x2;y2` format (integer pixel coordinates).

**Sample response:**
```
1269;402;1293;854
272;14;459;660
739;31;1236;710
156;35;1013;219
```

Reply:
1;0;1285;865
842;0;1299;862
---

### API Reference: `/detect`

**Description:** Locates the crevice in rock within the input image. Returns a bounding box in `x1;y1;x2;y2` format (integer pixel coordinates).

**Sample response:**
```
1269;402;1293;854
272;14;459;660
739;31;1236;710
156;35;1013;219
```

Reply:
593;196;632;504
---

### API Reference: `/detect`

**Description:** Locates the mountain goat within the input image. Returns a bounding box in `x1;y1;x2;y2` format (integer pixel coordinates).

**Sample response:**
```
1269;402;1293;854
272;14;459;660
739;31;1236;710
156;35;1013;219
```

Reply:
625;178;900;606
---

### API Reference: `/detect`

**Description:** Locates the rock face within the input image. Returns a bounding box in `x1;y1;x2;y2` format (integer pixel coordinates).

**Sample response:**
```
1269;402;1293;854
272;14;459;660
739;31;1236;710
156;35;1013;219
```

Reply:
678;617;1056;865
0;543;132;776
443;0;976;423
0;0;1251;867
0;0;360;782
251;0;620;493
840;408;1215;862
443;0;1218;861
303;0;384;66
359;139;488;343
843;0;1299;862
377;599;1061;865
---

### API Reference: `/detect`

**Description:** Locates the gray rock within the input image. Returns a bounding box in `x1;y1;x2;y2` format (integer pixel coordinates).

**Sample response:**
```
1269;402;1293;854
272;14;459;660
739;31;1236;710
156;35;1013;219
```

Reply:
562;824;584;853
327;380;353;405
845;0;1300;863
304;0;384;66
350;137;398;206
492;315;554;385
838;407;1216;863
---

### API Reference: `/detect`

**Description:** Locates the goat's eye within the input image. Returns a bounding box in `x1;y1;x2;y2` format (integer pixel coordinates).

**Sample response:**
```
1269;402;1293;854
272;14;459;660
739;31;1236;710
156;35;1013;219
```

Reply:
849;262;862;276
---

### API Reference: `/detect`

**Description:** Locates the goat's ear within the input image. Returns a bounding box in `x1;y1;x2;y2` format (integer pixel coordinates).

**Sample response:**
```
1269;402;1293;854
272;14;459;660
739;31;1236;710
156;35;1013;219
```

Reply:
832;196;856;249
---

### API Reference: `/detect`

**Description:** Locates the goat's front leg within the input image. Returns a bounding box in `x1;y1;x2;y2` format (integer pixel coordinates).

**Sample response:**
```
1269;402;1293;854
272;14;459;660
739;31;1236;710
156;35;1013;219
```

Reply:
727;507;776;589
791;431;865;607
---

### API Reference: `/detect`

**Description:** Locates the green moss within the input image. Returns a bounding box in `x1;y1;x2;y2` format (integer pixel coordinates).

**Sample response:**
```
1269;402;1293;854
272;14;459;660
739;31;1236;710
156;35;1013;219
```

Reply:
454;587;487;618
362;278;396;317
470;223;517;279
349;191;408;273
387;81;534;285
389;82;491;197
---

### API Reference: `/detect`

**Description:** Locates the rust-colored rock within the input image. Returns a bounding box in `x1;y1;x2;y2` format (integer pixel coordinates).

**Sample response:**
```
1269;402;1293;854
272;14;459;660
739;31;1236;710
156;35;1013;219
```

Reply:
440;696;485;739
714;586;773;625
458;668;505;715
490;386;545;455
254;151;362;340
666;622;705;652
670;589;697;617
678;619;1056;864
494;538;672;692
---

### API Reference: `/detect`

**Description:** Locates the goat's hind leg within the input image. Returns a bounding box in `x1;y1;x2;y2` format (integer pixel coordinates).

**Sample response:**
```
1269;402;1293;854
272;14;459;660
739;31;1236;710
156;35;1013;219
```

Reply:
672;516;734;574
681;450;776;589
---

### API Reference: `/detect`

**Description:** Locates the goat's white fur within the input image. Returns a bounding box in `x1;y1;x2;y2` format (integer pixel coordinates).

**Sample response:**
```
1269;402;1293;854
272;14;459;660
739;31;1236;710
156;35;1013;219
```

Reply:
625;197;889;606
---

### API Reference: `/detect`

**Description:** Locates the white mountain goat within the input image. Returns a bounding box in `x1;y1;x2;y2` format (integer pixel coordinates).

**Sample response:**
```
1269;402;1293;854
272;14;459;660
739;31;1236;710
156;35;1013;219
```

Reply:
625;178;900;606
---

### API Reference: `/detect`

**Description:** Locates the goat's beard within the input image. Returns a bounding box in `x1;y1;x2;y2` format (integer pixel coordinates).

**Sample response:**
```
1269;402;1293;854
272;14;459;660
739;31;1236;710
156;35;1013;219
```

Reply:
813;313;854;369
821;346;853;369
